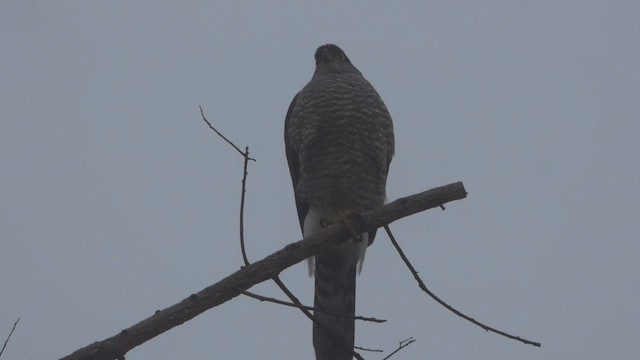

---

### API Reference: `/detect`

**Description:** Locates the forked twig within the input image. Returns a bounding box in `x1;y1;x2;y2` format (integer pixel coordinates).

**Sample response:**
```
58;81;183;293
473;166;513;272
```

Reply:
199;106;255;160
383;225;541;347
381;337;416;360
199;105;254;265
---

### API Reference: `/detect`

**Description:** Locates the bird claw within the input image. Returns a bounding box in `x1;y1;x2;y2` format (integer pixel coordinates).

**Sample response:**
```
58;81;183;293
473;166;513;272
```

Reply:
320;210;365;240
336;210;365;240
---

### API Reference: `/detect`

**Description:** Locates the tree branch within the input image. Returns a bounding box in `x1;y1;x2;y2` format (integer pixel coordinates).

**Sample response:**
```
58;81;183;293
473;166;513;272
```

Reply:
381;337;416;360
383;225;541;347
240;290;386;323
238;145;251;265
59;182;467;360
0;317;20;359
198;105;255;161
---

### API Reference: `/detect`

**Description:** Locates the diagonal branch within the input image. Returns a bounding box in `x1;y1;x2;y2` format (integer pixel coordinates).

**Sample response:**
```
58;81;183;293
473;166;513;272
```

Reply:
381;337;416;360
198;105;255;160
59;182;467;360
383;225;541;347
0;317;20;359
238;145;251;265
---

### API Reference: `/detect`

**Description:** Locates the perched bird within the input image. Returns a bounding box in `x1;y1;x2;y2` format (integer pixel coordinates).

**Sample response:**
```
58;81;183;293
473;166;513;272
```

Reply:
284;44;395;360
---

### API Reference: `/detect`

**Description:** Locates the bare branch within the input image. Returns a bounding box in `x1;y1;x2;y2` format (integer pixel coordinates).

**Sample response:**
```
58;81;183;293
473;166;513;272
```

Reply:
383;225;541;347
0;317;20;359
59;182;467;360
381;337;416;360
241;289;386;323
199;106;255;160
355;345;384;353
238;145;251;265
199;107;254;265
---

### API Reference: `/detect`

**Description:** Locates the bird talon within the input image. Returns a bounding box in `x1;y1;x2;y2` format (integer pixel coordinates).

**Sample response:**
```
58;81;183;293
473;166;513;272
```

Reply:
335;209;361;240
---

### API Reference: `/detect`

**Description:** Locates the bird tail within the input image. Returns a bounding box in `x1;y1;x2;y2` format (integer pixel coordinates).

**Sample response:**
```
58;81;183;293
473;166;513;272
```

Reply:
312;242;359;360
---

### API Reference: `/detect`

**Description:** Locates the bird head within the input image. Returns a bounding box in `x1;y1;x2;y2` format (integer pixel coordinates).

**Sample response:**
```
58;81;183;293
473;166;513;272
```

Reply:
313;44;359;75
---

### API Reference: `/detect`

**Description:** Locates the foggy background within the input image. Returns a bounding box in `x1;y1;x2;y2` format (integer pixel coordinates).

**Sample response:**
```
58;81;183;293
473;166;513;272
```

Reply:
1;1;638;359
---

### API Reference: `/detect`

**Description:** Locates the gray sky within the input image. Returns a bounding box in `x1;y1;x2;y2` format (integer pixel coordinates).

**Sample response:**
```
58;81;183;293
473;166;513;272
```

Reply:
1;1;638;359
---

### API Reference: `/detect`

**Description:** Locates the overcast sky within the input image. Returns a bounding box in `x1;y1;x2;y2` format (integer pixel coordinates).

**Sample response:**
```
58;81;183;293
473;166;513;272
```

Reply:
1;1;638;359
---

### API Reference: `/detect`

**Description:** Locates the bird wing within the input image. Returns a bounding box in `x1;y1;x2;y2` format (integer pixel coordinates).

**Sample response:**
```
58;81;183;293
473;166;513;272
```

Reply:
284;93;308;233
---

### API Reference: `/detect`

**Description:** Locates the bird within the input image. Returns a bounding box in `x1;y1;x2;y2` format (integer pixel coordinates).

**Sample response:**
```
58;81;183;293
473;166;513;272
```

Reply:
284;44;395;360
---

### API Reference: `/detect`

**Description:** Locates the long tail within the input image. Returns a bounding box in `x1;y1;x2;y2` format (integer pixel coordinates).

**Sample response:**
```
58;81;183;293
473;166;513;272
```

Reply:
312;242;359;360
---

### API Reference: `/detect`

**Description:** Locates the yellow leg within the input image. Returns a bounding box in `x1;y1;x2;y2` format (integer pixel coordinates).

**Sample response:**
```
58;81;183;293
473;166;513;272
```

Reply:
319;209;363;240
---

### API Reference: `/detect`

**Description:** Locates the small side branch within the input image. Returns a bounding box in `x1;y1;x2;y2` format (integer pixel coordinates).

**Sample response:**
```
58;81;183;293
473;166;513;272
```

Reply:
0;317;20;359
383;225;541;347
354;345;383;353
381;337;416;360
239;145;251;265
199;107;254;265
240;290;386;323
199;106;255;160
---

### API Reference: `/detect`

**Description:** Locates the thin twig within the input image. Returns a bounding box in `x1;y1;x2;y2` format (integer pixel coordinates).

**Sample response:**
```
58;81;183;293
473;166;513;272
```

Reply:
0;317;20;359
241;290;386;323
200;106;254;265
383;225;541;347
199;106;255;160
239;145;251;266
381;337;416;360
355;345;384;353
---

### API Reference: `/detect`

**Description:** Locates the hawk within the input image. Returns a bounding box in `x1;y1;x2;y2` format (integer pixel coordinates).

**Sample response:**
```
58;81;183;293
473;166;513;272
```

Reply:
285;44;395;360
